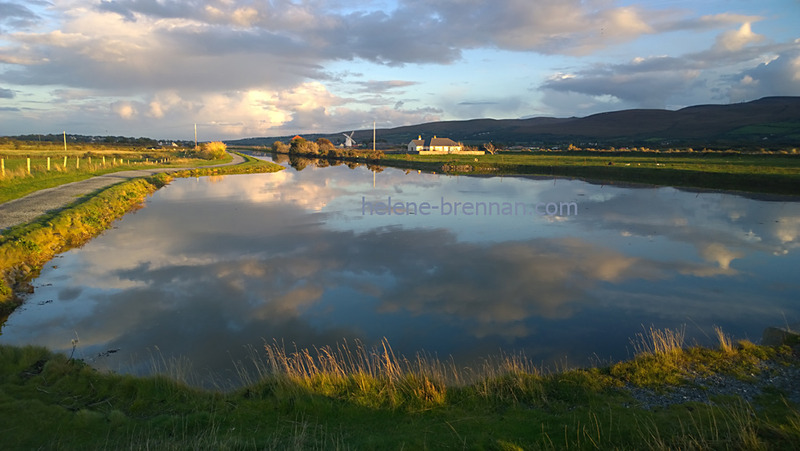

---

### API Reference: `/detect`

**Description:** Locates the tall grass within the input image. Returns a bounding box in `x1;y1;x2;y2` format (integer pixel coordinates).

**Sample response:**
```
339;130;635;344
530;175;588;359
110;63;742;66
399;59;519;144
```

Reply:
714;325;735;354
2;327;799;449
631;324;686;358
239;338;450;410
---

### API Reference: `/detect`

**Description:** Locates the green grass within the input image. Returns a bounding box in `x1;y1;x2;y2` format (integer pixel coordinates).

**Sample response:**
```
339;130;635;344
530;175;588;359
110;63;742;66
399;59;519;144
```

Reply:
375;151;800;195
0;174;170;314
0;148;233;204
729;121;800;138
0;152;283;315
255;147;800;195
1;330;798;449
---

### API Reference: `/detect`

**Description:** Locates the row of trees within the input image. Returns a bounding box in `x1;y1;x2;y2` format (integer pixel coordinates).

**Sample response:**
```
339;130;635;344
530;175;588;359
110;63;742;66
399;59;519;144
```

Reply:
272;137;383;160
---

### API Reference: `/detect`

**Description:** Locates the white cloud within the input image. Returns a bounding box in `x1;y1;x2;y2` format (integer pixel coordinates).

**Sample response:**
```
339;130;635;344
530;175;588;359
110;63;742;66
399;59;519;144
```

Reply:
713;22;764;52
0;0;798;138
539;17;800;113
112;101;137;119
729;49;800;101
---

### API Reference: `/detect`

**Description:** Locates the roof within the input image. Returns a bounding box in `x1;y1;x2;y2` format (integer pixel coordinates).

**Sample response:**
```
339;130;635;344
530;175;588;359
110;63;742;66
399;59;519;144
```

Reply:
429;137;459;147
409;136;460;147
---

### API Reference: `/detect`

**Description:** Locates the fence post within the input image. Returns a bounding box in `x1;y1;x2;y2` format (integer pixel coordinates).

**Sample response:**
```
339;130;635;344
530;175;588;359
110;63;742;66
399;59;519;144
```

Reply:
102;156;106;166
88;156;91;166
1;158;4;176
47;157;51;171
27;157;31;174
64;156;68;168
76;157;80;169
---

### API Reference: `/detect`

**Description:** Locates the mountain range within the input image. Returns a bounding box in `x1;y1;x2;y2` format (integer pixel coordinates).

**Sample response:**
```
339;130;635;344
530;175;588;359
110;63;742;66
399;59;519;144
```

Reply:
228;97;800;150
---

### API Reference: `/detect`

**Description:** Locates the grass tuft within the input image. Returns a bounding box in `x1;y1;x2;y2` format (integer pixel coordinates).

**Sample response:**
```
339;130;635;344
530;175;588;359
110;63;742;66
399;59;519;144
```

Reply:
1;327;799;449
715;325;735;354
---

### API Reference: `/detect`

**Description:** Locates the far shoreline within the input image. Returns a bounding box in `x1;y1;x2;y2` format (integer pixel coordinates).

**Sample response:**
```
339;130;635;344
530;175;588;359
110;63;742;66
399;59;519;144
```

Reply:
238;147;800;197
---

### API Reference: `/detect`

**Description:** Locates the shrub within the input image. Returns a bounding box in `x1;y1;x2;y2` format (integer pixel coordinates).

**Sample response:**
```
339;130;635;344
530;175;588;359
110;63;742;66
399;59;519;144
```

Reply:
197;141;227;160
272;141;289;153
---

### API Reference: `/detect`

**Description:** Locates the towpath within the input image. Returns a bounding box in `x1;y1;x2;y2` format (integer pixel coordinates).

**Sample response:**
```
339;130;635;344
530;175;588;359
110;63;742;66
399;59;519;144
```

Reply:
0;153;245;231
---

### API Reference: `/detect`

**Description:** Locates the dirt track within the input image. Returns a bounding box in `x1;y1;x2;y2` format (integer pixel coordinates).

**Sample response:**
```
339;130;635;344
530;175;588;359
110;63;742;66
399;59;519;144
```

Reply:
0;153;244;231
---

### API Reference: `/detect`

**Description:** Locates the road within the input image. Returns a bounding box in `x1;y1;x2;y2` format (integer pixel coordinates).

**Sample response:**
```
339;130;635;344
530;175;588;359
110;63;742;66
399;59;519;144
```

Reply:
0;153;245;231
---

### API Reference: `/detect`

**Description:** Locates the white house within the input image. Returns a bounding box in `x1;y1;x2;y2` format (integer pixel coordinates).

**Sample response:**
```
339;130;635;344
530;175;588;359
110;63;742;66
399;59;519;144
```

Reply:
408;135;483;155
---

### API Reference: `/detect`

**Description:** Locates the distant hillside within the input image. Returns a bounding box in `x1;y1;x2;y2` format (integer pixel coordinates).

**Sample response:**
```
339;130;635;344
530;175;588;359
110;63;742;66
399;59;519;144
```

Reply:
228;97;800;149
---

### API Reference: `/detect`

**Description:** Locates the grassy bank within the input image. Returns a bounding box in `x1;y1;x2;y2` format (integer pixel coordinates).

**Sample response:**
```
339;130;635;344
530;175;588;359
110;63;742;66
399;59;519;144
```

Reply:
1;330;798;449
379;151;800;195
0;153;283;316
0;147;232;204
256;148;800;195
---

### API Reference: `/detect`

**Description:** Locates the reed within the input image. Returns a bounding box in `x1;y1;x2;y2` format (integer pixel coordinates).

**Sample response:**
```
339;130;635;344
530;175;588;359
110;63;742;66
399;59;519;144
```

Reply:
249;338;450;410
1;327;799;449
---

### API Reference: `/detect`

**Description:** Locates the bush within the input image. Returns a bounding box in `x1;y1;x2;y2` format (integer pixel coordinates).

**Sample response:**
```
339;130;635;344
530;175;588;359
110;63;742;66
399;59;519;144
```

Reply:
289;138;319;155
272;141;289;153
197;141;227;160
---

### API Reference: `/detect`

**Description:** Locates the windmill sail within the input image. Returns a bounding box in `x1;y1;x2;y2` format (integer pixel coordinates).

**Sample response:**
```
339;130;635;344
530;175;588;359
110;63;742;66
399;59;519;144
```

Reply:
342;131;355;147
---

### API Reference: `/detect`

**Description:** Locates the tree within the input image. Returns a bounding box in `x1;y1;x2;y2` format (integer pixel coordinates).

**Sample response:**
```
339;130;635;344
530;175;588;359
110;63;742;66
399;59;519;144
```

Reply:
481;143;496;155
272;140;289;153
289;137;319;155
316;138;335;153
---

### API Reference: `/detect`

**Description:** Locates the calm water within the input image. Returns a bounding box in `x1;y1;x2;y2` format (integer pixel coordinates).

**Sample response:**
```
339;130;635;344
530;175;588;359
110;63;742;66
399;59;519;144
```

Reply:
2;157;799;386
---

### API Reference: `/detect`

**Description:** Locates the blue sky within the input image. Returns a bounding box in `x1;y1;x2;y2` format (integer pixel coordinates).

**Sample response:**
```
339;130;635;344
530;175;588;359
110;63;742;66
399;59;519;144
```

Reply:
1;0;799;140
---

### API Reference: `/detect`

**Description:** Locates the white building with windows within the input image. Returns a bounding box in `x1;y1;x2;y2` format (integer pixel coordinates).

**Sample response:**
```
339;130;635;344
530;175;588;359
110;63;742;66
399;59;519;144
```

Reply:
407;135;484;155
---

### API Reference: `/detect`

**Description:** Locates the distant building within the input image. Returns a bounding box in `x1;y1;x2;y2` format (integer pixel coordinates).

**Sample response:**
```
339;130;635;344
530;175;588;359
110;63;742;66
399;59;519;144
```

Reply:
407;135;484;155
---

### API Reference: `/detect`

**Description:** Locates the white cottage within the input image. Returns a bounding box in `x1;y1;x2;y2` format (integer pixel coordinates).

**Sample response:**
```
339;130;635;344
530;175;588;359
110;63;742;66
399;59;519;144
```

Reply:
408;135;483;155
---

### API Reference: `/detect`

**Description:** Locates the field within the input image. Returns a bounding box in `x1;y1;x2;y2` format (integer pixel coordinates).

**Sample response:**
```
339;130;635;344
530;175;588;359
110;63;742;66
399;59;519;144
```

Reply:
0;141;230;204
1;329;798;449
377;150;800;195
2;142;799;448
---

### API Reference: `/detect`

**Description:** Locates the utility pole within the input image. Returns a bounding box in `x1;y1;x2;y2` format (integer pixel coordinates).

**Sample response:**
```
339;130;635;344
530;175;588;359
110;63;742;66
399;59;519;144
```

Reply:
194;123;198;149
373;121;376;152
63;131;67;152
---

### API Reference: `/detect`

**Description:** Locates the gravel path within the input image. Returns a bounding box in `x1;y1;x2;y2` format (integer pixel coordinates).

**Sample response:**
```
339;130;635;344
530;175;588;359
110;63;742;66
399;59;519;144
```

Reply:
0;153;244;231
622;355;800;410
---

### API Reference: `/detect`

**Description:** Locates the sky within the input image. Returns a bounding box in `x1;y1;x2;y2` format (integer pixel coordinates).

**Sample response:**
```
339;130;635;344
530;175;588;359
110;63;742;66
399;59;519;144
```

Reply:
1;0;799;141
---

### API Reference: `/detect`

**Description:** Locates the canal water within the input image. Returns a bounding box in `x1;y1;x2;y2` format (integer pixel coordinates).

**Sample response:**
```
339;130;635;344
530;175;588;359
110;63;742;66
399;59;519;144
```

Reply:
2;156;799;387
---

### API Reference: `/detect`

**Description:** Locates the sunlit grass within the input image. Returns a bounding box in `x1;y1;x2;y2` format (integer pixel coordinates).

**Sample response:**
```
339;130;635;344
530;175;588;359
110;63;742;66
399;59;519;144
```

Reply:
0;143;236;204
377;151;800;194
1;327;798;449
0;153;282;314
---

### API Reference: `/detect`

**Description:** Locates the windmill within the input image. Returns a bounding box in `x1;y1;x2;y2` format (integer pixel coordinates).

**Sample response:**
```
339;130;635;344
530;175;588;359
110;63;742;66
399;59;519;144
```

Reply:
342;131;356;147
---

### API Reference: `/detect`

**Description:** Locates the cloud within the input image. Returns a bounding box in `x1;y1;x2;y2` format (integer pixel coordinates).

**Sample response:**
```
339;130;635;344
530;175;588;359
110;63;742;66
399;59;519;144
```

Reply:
538;18;799;112
0;1;43;32
713;22;765;52
728;49;800;101
542;69;701;108
1;0;691;96
352;80;418;94
111;101;137;119
1;0;797;138
0;87;15;98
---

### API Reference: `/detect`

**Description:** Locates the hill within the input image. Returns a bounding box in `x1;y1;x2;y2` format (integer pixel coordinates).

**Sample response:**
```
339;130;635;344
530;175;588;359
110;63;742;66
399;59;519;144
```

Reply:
228;97;800;150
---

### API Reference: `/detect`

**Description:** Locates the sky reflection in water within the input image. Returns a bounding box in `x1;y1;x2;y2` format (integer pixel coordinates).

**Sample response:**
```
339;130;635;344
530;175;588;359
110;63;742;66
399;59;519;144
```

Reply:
2;159;799;386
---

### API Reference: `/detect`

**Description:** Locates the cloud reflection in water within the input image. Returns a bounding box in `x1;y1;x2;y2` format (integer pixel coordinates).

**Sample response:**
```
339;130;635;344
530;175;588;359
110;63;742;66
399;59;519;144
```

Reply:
2;163;799;383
